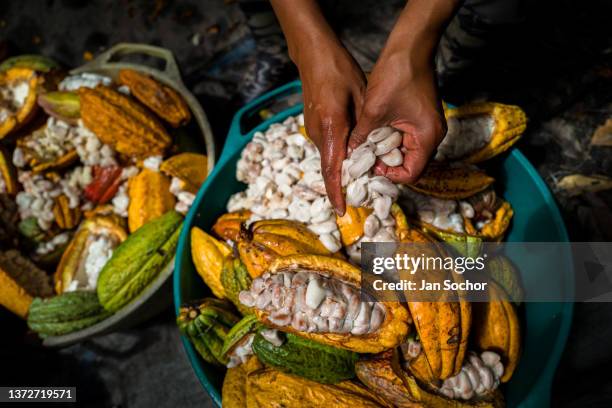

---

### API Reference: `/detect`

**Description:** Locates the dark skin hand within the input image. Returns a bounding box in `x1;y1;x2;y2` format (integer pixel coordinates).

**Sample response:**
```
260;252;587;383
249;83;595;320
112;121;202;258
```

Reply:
270;0;459;215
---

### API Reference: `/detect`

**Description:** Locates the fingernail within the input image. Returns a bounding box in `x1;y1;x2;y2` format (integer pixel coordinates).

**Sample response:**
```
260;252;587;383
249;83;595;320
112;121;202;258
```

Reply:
335;207;345;217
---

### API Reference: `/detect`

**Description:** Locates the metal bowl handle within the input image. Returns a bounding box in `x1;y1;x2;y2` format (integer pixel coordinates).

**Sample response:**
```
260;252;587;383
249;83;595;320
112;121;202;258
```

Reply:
78;42;183;83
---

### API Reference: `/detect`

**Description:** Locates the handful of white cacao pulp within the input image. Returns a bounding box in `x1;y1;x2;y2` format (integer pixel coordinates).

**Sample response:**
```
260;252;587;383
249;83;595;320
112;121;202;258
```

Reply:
341;127;404;241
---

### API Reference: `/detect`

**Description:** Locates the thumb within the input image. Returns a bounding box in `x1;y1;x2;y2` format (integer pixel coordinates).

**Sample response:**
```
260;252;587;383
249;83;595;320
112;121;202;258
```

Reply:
348;104;386;151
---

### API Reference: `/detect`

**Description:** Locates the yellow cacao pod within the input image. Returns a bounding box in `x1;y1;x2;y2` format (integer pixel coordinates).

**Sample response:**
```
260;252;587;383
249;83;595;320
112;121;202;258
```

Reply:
160;152;208;194
128;169;176;232
191;226;232;298
0;67;42;139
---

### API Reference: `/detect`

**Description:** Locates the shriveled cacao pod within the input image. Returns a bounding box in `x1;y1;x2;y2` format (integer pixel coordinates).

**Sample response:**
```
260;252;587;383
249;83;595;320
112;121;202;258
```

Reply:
160;152;208;194
127;168;176;232
79;86;171;159
53;194;82;230
118;69;191;127
0;67;42;139
472;282;521;383
408;163;494;200
191;226;232;298
212;210;252;242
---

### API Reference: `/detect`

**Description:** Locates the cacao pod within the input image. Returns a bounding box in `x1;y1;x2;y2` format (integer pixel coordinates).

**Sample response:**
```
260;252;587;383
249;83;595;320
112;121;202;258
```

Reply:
79;86;171;158
222;356;263;408
0;147;17;194
246;254;410;354
0;67;43;139
237;219;340;279
37;91;80;125
127;168;176;232
53;194;82;230
27;291;111;337
54;216;127;294
246;368;392;408
160;152;208;194
212;210;252;242
191;226;232;298
0;249;53;318
408;164;494;200
177;297;241;366
118;69;191;127
0;55;60;73
336;206;372;246
97;210;182;312
221;258;253;315
472;282;521;382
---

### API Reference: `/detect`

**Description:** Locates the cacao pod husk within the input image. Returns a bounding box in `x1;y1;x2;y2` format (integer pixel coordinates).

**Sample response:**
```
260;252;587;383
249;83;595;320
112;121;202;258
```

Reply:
0;67;42;139
37;91;80;125
53;194;82;230
127;168;176;232
408;164;494;200
191;226;232;298
160;152;208;194
212;210;252;242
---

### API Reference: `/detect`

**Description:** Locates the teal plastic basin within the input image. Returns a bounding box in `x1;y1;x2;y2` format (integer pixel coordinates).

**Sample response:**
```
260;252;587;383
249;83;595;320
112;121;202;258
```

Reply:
174;81;573;407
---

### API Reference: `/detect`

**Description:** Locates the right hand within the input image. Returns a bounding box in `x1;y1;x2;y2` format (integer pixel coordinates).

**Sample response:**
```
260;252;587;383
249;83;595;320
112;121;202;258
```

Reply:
296;43;366;216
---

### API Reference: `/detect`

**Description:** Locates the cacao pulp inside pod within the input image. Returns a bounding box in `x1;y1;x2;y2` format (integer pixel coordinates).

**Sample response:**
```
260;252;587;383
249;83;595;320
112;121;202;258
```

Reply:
127;168;176;233
78;85;171;159
118;69;191;128
240;254;410;354
16;122;79;174
437;102;527;164
0;249;53;318
0;146;18;194
246;367;393;408
160;152;208;194
191;226;232;298
236;219;341;279
212;210;252;242
472;281;521;383
177;298;241;366
54;215;127;294
408;163;495;200
390;350;505;407
0;67;42;139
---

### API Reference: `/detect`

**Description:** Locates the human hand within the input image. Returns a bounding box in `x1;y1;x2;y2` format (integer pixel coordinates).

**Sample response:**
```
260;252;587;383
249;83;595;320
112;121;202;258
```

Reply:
298;43;366;215
349;51;446;184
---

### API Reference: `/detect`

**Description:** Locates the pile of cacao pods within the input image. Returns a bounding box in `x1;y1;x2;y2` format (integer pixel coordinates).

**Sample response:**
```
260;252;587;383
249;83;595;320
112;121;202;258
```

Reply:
182;102;527;407
0;52;209;337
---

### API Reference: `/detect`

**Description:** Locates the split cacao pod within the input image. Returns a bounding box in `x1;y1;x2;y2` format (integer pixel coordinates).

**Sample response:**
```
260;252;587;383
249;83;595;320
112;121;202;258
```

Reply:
54;215;127;294
79;86;171;158
336;206;373;246
160;152;208;194
250;254;410;354
236;219;340;278
408;164;494;200
53;194;82;230
127;168;176;232
118;69;191;127
220;258;253;315
0;67;43;139
212;210;252;242
37;91;80;125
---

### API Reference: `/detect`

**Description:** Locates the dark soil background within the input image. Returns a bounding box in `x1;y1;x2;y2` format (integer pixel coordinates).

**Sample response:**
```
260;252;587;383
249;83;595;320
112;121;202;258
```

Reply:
1;0;611;407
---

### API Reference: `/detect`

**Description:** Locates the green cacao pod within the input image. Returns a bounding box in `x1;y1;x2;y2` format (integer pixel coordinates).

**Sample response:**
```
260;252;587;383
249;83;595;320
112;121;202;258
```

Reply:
27;291;111;337
252;331;358;384
97;210;182;312
177;298;241;366
0;55;60;73
222;314;260;356
220;258;252;315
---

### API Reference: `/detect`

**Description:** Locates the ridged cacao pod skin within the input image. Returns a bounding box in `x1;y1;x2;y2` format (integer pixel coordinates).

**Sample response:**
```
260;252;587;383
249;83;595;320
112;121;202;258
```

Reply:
472;282;521;383
408;164;494;200
160;152;208;194
79;86;171;158
222;356;263;408
176;298;241;366
0;67;42;139
27;291;111;337
252;254;411;354
118;69;191;128
97;210;182;312
212;210;252;242
220;258;252;316
127;168;176;233
245;368;392;408
237;219;339;279
252;331;358;384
